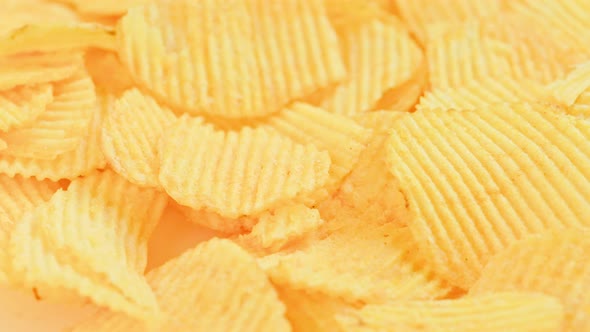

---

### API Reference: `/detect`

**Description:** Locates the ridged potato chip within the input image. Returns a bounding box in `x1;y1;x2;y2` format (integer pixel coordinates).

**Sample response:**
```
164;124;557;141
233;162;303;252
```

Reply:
0;83;53;132
471;229;590;331
117;0;345;118
0;175;58;284
71;238;291;332
0;68;95;159
102;88;177;188
267;224;452;304
159;116;331;218
9;170;167;322
0;93;106;180
373;60;427;112
548;61;590;117
386;103;590;288
84;49;134;95
0;0;79;35
0;52;84;90
336;292;564;332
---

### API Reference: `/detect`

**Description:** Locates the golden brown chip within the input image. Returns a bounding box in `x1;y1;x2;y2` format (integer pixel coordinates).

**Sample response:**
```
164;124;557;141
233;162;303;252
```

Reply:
84;49;134;95
10;170;167;322
159;116;331;218
0;52;84;90
49;0;149;16
386;103;590;288
102;88;177;188
71;238;291;332
117;0;345;118
0;83;53;132
471;229;590;331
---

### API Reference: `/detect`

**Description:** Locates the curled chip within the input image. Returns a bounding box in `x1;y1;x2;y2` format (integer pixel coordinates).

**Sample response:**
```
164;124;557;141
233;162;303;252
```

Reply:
0;67;95;160
0;175;58;284
471;229;590;331
0;23;116;56
177;204;258;235
0;0;79;35
0;52;83;90
373;60;427;113
0;83;53;132
71;238;291;332
0;93;106;181
102;88;177;188
267;224;453;304
117;0;345;118
9;170;167;322
159;116;331;218
336;292;564;332
386;103;590;288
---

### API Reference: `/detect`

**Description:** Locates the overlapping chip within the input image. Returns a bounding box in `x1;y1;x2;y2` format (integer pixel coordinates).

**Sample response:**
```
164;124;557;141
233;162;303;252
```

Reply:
0;0;79;35
9;170;167;322
386;103;590;288
548;61;590;117
0;83;53;132
470;229;590;331
84;49;134;95
159;116;331;218
117;0;345;118
0;52;84;90
71;238;291;332
176;204;258;235
48;0;149;16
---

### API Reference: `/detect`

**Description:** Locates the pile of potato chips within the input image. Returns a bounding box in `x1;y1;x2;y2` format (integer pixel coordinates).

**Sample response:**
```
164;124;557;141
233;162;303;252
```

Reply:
1;0;590;331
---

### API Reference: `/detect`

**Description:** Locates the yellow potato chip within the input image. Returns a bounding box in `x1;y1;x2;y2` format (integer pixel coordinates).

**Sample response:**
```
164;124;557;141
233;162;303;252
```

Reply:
0;23;116;56
70;238;291;332
548;61;590;117
336;292;564;332
352;110;406;133
0;51;84;90
0;175;58;284
236;204;324;253
267;224;453;304
177;204;258;235
470;229;590;331
417;76;553;111
0;0;79;35
102;88;177;188
320;19;423;115
9;170;167;322
50;0;149;16
324;0;394;31
386;103;590;288
0;67;95;160
373;60;427;112
118;0;345;118
159;116;331;218
84;49;134;95
0;93;106;180
0;83;53;132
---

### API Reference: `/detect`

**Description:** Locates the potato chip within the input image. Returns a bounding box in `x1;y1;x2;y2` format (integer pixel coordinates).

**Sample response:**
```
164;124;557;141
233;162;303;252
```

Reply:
0;23;116;56
236;204;324;253
0;0;79;35
373;60;427;112
319;19;423;115
471;229;590;331
548;60;590;117
386;103;590;288
102;88;177;188
84;49;134;95
267;224;453;304
0;67;95;159
49;0;149;16
0;52;84;90
352;110;406;133
159;116;331;218
70;238;291;332
117;0;345;118
9;170;167;322
336;292;564;332
0;83;53;132
177;204;258;235
0;93;106;180
0;175;58;284
324;0;396;32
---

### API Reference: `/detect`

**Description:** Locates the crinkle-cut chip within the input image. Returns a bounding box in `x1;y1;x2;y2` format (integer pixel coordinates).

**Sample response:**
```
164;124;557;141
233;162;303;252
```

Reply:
0;24;116;56
84;49;134;95
548;61;590;106
353;110;406;134
70;238;292;332
0;175;58;284
0;0;79;35
0;83;53;132
49;0;150;16
470;229;590;331
0;93;106;181
277;286;357;332
9;170;167;322
102;89;177;188
267;224;453;303
320;19;423;116
373;60;427;112
118;0;345;118
394;0;505;43
236;204;324;253
0;68;95;160
416;76;553;111
0;52;83;90
177;204;257;235
336;292;564;332
385;103;590;288
159;116;331;218
264;103;371;195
